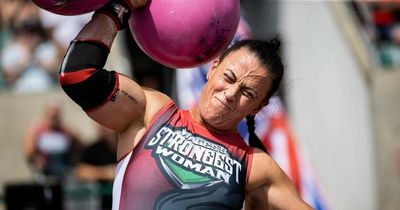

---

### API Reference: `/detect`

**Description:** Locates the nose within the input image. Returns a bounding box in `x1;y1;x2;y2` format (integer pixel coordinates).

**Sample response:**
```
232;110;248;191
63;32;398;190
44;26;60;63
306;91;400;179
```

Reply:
224;84;240;101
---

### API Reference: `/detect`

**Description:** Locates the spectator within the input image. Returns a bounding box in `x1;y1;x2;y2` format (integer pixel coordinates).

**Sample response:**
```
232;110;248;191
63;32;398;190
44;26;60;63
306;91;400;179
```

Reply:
22;101;81;182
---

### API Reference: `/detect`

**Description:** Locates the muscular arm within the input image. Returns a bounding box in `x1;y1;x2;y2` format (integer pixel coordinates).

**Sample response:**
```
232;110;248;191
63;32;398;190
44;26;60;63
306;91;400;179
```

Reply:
246;148;313;210
58;7;170;133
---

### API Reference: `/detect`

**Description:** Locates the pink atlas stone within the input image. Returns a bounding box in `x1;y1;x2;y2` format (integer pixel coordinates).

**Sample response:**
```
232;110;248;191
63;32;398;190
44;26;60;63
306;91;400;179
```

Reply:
129;0;240;68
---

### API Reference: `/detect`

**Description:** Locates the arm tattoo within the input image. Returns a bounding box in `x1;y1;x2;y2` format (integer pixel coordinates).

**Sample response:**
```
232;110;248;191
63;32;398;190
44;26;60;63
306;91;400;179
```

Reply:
112;88;138;104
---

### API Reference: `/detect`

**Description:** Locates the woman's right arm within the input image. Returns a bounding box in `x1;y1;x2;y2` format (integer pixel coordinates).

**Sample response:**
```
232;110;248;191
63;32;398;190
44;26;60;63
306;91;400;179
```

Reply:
58;1;170;133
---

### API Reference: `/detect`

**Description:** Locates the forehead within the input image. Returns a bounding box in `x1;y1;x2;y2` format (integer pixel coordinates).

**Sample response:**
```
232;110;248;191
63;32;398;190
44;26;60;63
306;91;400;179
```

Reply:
219;48;271;84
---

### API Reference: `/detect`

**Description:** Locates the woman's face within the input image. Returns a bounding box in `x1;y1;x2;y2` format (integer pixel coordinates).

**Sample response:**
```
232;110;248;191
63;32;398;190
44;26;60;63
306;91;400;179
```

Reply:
195;48;272;132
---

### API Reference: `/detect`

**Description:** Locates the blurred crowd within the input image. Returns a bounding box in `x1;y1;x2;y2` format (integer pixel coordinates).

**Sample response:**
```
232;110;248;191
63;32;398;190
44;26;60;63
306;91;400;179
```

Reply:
1;0;62;93
0;0;94;94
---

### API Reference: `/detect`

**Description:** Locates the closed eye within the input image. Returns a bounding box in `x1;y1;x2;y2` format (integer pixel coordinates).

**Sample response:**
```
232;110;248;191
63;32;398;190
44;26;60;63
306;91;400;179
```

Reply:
224;73;235;83
224;69;237;84
241;88;255;99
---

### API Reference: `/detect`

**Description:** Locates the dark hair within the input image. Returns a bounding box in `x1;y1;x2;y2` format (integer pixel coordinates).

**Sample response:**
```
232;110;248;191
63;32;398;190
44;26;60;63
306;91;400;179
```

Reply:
219;39;284;153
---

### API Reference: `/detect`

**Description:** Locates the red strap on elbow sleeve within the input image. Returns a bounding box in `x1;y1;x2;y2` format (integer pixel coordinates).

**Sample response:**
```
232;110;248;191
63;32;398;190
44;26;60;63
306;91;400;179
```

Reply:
58;68;96;85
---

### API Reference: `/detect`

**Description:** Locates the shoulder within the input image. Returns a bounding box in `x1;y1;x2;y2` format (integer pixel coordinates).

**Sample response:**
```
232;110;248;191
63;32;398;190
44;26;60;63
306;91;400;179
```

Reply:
247;148;281;191
246;148;313;210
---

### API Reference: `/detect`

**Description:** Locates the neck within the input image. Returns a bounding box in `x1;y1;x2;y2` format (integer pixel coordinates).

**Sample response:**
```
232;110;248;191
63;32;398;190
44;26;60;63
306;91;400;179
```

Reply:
189;106;237;134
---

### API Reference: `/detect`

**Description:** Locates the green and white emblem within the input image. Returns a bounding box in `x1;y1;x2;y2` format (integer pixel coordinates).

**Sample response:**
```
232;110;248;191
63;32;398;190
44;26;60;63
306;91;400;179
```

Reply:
145;126;242;189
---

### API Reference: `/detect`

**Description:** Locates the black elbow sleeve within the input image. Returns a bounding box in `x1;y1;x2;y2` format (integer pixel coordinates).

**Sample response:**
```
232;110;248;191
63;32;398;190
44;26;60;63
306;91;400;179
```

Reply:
60;40;110;72
59;40;119;111
60;69;118;111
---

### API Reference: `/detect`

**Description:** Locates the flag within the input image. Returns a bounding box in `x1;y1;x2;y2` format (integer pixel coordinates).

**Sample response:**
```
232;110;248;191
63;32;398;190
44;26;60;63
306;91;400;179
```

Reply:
175;17;331;210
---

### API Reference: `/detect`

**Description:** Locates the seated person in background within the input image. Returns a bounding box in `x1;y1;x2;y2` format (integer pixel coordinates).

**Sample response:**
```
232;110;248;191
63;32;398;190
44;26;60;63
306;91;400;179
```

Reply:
74;124;117;182
75;125;117;210
23;101;81;182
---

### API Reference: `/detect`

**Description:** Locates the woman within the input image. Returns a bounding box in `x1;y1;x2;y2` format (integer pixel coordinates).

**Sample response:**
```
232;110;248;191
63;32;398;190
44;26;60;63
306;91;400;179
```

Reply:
58;0;313;209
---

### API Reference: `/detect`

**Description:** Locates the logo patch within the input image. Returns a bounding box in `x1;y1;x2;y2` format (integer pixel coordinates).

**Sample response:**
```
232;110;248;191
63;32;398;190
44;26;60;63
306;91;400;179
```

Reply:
145;126;242;189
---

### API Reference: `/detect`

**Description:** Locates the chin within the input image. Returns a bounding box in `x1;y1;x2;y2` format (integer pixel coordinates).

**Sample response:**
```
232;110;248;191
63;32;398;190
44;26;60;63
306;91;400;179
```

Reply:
198;102;230;125
205;112;230;128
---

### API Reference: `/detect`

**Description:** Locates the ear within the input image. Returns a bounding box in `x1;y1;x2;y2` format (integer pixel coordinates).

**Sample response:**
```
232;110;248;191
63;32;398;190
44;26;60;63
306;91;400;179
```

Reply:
206;59;220;80
250;100;269;115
